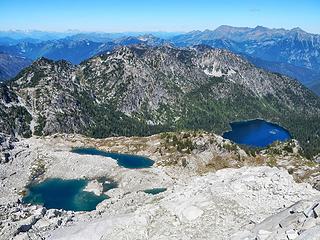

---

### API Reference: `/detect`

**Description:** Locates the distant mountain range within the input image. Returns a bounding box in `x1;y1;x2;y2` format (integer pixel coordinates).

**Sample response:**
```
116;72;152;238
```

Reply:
1;45;320;157
0;53;32;82
0;30;180;42
171;26;320;95
0;34;169;64
0;26;319;95
0;30;77;41
0;39;116;64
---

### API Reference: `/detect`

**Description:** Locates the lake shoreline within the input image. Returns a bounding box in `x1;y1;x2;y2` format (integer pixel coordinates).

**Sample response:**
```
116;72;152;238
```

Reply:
222;118;291;147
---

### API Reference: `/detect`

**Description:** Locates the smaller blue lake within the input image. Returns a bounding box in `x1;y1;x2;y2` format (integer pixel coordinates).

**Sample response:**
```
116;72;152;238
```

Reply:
71;148;154;169
222;119;291;147
22;178;109;211
143;188;167;195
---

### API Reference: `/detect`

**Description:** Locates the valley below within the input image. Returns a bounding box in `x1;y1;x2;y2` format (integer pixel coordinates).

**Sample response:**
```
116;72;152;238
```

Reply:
1;132;320;239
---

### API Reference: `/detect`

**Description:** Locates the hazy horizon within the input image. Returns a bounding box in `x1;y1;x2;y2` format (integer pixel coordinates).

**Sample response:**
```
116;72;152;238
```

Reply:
0;25;318;35
1;0;320;34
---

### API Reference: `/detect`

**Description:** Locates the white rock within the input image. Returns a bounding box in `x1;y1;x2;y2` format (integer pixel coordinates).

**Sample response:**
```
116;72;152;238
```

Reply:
230;230;252;240
83;180;103;196
182;205;203;221
286;229;298;240
33;218;52;229
279;214;299;229
296;225;320;240
302;218;317;230
257;229;272;240
12;232;29;240
33;207;46;218
48;166;320;240
2;136;320;240
103;188;125;199
303;202;318;218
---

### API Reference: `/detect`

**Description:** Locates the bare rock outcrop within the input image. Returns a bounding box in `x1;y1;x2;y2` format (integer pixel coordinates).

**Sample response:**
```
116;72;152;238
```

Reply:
48;167;320;240
233;198;320;239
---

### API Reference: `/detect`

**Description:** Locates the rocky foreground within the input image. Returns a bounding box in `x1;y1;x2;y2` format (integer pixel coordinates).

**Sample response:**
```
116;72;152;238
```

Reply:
1;132;320;239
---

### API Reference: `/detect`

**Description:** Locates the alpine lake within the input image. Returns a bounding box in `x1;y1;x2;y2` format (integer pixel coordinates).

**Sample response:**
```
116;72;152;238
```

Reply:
22;149;155;211
23;119;289;211
223;119;291;147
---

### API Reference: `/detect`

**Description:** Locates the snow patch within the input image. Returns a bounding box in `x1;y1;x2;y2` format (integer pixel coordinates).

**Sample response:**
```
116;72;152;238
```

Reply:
204;68;223;77
204;67;236;77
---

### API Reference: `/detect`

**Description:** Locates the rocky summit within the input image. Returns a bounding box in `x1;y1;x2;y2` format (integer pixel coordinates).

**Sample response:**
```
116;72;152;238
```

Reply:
1;132;320;240
1;45;320;157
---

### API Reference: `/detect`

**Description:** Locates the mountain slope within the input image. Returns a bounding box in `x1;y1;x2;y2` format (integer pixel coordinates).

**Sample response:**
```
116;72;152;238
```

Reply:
0;84;32;137
2;45;320;157
310;81;320;96
0;53;32;82
1;26;319;93
170;26;320;94
244;55;320;95
245;56;319;85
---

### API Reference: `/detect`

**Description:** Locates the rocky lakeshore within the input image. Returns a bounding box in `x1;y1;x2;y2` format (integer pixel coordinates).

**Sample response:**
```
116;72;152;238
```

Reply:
1;132;320;239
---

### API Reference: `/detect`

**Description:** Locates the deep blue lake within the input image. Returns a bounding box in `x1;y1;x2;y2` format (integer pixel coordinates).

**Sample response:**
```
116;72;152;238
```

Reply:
22;178;108;211
222;119;291;147
71;148;154;168
143;188;167;195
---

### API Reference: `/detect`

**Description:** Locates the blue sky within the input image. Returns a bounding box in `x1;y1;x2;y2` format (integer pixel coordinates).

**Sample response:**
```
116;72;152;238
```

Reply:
1;0;320;33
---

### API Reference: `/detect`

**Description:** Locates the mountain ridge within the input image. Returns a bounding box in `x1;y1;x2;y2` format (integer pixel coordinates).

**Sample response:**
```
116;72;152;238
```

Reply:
1;25;319;97
1;44;320;157
170;25;320;95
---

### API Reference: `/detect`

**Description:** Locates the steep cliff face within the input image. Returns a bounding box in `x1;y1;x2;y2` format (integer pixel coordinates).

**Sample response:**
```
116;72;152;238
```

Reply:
9;58;93;136
1;45;320;156
0;85;32;137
